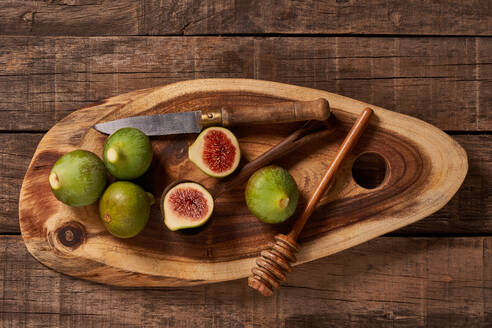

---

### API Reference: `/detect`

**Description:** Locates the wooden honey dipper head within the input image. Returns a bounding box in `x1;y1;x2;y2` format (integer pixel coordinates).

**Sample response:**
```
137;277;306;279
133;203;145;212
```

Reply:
248;234;299;296
248;107;374;296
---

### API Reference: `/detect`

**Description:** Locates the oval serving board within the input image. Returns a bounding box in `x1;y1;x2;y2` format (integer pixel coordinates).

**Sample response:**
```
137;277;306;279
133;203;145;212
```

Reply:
19;79;467;287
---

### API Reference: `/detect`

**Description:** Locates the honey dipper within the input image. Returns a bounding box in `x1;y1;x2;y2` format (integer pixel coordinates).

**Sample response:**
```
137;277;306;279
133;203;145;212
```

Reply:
248;107;374;296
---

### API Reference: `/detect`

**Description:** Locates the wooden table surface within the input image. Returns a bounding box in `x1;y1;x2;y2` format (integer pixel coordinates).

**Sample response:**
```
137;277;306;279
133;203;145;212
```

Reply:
1;1;491;327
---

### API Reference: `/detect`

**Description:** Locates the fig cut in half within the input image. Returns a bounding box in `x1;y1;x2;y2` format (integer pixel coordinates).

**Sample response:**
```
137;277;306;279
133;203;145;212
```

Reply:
161;182;214;231
188;127;241;178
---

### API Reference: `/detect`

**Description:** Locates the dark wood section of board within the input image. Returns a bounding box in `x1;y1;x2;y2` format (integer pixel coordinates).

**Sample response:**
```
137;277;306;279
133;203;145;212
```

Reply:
2;235;491;327
1;134;489;235
1;0;491;36
1;36;491;132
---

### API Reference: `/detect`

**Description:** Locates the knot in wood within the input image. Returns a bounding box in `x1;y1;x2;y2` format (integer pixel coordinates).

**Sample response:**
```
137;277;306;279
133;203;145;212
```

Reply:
56;222;86;249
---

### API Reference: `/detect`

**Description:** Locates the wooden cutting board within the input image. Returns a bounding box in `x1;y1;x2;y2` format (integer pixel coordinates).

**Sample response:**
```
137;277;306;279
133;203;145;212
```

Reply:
19;79;467;287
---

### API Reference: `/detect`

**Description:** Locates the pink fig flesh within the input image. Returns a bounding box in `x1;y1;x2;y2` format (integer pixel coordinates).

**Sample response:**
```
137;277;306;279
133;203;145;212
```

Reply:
162;182;214;231
168;187;209;221
188;127;241;178
202;129;237;173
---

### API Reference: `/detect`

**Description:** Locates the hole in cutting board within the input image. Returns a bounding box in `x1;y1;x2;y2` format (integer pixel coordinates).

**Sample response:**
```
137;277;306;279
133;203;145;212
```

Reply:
352;152;387;189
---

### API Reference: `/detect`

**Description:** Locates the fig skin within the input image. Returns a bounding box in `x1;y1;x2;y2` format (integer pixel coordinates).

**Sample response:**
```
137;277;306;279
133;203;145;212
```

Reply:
161;181;214;231
103;127;153;180
99;181;155;238
49;150;107;207
188;127;241;178
245;165;299;224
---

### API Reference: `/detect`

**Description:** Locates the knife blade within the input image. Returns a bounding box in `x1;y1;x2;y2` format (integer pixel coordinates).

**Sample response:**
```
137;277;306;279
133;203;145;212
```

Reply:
94;111;202;136
93;98;330;136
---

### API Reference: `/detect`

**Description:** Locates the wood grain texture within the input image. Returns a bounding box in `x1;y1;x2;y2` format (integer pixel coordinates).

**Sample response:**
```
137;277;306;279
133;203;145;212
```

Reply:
0;133;42;233
1;36;490;132
18;79;467;286
398;134;492;235
220;98;330;127
0;0;139;36
3;134;489;235
1;235;491;327
1;0;491;36
0;1;489;325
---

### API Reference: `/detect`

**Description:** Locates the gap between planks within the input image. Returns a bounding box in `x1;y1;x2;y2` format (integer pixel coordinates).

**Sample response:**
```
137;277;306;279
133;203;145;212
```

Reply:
2;33;492;38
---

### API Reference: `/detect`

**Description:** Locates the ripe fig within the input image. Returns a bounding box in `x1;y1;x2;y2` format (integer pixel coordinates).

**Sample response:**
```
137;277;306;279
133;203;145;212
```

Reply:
162;182;214;231
245;165;299;224
103;127;153;180
99;181;155;238
49;149;107;207
188;127;241;178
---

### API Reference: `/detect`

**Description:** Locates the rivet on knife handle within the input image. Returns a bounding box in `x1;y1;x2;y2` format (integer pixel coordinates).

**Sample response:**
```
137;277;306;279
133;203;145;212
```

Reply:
200;109;222;128
201;99;330;128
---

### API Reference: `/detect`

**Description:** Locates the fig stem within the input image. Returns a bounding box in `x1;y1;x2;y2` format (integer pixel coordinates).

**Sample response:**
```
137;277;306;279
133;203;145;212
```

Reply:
279;196;290;209
49;172;61;190
146;192;155;205
103;213;112;223
106;147;119;163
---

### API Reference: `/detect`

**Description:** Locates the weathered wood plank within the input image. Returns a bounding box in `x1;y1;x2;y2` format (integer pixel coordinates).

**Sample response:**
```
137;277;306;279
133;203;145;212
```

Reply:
0;134;42;233
0;0;139;36
1;36;491;131
1;0;491;36
1;235;491;327
0;134;489;235
256;37;492;132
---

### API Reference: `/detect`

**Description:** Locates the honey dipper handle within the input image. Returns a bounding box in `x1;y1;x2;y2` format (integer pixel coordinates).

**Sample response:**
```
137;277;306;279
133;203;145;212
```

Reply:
288;107;374;240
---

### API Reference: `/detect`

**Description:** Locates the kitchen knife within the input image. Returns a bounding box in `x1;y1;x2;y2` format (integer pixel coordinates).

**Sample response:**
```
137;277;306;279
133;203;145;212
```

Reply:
93;98;330;136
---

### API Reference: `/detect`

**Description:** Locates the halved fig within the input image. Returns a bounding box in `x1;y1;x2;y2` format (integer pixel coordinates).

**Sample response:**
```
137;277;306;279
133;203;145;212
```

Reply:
188;127;241;178
161;182;214;231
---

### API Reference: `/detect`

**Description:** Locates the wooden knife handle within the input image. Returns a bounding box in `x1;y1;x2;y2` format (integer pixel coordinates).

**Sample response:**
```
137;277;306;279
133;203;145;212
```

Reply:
201;99;330;128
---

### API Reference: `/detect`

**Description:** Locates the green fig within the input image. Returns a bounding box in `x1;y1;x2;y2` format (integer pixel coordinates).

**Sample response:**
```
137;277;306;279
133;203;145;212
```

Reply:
49;150;107;207
103;127;153;180
245;165;299;224
99;181;155;238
